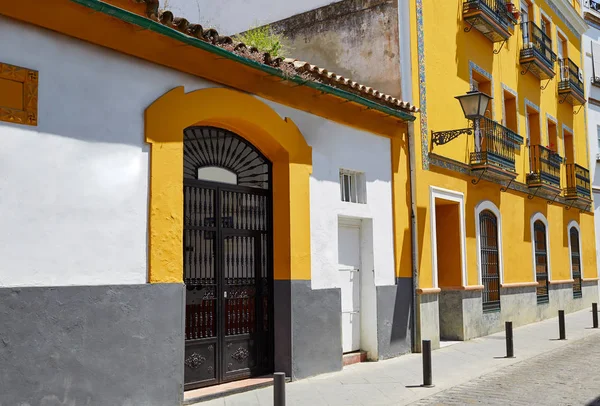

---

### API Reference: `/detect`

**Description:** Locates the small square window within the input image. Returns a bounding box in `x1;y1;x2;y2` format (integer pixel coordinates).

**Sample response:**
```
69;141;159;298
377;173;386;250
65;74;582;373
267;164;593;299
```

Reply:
339;169;366;204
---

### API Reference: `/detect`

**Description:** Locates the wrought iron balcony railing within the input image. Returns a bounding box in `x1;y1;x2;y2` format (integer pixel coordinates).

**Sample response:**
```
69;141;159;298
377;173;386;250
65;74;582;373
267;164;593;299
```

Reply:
463;0;518;42
527;144;561;190
520;21;557;79
565;163;591;200
469;116;522;173
558;58;586;105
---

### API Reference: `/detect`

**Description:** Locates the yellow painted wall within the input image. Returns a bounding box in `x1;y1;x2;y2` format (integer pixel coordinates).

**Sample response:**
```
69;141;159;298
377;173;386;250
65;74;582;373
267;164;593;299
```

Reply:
435;204;463;287
409;0;597;289
145;87;313;283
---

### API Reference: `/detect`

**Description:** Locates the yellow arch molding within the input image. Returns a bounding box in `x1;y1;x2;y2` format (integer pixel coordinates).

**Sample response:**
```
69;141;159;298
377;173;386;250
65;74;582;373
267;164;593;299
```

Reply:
145;87;313;283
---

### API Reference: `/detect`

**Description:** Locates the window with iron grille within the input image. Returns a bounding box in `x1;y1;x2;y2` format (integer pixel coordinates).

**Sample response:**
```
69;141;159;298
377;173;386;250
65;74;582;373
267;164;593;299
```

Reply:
570;227;582;299
534;220;549;304
479;210;501;312
339;169;366;204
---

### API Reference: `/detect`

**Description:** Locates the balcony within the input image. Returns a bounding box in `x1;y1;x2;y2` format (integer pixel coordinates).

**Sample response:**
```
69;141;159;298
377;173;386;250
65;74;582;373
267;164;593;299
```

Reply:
469;116;523;180
565;163;592;203
463;0;518;43
526;145;562;193
558;59;586;105
520;21;557;80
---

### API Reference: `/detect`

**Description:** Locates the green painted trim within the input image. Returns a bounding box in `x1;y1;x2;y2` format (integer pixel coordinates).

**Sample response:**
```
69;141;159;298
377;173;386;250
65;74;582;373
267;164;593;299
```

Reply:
69;0;416;122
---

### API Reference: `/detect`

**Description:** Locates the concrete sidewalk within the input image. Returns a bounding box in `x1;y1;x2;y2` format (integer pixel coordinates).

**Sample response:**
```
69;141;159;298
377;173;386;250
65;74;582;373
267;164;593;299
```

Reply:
194;307;600;405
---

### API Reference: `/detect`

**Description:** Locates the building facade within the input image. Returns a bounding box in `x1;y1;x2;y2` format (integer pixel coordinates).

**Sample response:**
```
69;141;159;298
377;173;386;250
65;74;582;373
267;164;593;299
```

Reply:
260;0;600;350
0;0;418;404
582;0;600;273
411;0;598;348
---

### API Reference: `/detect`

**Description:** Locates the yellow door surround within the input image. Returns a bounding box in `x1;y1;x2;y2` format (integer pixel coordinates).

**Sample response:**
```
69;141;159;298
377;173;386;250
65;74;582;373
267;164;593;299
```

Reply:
145;87;313;283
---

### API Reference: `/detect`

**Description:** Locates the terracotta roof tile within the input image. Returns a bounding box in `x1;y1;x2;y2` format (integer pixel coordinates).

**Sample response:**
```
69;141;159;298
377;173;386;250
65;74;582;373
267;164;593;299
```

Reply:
124;0;419;114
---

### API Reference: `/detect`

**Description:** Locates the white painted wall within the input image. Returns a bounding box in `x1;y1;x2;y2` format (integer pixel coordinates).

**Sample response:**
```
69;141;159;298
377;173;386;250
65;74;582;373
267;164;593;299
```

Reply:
0;16;215;287
583;10;600;273
0;16;396;293
262;100;397;290
163;0;336;35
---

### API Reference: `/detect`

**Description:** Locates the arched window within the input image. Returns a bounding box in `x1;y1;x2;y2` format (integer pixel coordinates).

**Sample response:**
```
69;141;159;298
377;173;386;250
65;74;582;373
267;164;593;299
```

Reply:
479;210;500;311
569;224;582;299
533;220;549;304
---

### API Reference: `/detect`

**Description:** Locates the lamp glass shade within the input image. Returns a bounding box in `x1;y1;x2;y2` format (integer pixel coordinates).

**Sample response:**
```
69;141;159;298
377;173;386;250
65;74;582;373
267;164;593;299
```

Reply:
455;90;492;119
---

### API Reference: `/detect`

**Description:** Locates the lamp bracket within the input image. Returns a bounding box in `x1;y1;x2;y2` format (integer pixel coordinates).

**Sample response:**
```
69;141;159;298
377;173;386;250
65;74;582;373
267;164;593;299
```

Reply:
431;128;473;146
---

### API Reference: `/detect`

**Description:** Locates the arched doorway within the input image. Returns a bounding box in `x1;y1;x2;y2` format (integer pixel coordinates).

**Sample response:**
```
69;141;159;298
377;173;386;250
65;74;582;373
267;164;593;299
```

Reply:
183;126;273;390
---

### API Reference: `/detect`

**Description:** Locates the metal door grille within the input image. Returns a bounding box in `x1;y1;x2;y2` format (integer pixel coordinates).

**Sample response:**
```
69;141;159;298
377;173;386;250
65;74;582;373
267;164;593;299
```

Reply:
570;227;582;299
534;221;549;304
183;127;273;391
479;210;501;312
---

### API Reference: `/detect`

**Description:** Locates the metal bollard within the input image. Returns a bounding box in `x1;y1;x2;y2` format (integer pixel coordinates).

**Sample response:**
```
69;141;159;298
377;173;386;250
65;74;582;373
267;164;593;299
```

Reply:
558;310;566;340
421;340;434;387
505;321;514;358
593;303;599;329
274;372;286;406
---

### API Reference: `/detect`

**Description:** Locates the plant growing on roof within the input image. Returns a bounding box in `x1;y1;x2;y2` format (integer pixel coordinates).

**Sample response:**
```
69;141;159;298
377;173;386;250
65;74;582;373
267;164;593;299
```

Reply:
235;25;289;58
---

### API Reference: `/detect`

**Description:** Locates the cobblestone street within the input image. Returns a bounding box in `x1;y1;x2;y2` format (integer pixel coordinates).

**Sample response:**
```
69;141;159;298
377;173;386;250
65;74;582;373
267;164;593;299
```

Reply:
412;334;600;406
195;309;600;405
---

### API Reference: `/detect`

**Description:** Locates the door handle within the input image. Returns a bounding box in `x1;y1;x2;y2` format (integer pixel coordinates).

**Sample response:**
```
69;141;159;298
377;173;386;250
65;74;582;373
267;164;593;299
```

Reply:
342;311;359;314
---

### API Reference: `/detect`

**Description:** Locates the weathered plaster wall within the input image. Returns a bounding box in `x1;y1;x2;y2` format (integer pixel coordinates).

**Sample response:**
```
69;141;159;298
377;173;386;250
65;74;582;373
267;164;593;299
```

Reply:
0;15;216;287
0;284;185;406
268;0;402;98
163;0;335;34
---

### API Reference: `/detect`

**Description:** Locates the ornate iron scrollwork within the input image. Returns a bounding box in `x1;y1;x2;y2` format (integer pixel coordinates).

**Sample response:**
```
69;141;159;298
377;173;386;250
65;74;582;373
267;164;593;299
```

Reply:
185;352;206;370
431;128;473;146
231;347;250;362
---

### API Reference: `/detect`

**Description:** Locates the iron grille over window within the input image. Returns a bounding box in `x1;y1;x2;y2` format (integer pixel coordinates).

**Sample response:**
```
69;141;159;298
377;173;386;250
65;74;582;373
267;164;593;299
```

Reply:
479;210;501;311
534;220;549;304
570;227;582;299
339;170;366;204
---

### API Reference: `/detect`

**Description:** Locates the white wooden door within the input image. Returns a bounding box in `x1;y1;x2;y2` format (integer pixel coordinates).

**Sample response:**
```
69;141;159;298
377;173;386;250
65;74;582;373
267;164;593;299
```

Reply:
338;223;361;353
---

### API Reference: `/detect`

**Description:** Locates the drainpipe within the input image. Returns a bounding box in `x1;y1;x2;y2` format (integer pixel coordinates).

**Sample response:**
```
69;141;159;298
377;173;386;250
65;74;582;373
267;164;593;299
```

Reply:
397;0;420;354
406;121;420;353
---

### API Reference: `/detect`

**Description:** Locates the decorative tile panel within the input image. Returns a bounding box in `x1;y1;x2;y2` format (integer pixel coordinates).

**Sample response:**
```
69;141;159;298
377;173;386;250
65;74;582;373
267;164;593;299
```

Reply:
416;0;429;170
0;62;38;126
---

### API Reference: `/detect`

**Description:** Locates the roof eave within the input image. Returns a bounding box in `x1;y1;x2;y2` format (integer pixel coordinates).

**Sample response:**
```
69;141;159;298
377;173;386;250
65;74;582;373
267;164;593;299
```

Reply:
71;0;417;122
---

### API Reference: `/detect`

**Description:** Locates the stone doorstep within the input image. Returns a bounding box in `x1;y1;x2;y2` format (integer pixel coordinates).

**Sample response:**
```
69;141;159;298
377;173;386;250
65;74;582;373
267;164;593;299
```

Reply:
183;375;290;404
342;350;367;366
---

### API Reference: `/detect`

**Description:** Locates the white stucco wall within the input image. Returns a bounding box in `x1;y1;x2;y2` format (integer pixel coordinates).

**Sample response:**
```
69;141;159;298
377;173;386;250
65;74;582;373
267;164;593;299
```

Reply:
0;16;215;287
583;14;600;272
164;0;336;34
262;100;396;290
0;15;396;291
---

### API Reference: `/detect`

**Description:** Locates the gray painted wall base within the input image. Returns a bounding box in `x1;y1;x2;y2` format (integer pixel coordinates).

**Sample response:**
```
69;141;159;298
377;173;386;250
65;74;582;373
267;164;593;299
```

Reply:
418;283;600;350
290;280;342;380
376;278;413;359
0;284;185;406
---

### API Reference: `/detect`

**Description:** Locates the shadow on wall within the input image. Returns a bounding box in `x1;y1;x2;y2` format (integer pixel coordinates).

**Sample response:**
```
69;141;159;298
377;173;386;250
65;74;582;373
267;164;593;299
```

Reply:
523;200;548;243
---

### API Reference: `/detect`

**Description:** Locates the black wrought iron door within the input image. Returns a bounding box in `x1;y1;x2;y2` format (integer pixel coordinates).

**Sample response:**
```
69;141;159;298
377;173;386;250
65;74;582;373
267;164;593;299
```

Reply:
182;126;273;391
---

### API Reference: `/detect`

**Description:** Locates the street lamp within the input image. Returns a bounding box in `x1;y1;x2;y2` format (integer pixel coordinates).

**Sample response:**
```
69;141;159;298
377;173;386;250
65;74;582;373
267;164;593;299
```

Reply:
431;90;493;146
455;90;492;120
